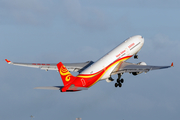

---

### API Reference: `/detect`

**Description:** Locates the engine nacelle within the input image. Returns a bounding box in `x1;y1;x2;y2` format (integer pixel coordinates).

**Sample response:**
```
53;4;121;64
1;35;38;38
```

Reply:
132;62;147;76
137;62;147;65
132;72;143;76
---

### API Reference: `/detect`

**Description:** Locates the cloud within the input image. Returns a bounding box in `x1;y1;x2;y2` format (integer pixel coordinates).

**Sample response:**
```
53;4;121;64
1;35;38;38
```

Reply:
1;0;179;29
61;0;108;30
0;0;56;25
0;0;109;29
87;0;180;8
145;34;180;54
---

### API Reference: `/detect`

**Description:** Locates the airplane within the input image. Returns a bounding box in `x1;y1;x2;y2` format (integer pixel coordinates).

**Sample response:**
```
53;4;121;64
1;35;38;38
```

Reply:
5;35;173;92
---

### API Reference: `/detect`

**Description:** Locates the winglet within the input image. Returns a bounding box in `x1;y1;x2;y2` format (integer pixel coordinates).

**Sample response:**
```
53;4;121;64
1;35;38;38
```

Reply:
5;59;11;64
171;62;174;67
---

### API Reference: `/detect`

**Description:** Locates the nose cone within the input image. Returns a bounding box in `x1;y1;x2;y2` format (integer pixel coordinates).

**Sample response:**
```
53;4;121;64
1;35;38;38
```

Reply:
141;36;144;45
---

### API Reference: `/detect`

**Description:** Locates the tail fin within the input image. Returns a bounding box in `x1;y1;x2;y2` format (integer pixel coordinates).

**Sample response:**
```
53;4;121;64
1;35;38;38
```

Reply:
57;62;76;86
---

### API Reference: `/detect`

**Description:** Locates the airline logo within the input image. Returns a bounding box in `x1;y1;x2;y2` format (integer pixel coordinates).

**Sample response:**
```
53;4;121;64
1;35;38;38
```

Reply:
116;43;135;58
128;43;135;49
116;50;126;58
60;65;72;82
81;78;86;86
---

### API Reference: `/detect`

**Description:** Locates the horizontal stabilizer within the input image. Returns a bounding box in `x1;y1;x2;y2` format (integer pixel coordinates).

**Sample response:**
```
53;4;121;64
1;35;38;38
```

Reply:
67;86;88;91
34;86;64;90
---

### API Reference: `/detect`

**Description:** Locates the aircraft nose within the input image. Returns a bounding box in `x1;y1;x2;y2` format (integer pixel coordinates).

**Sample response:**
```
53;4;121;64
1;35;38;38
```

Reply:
140;36;144;44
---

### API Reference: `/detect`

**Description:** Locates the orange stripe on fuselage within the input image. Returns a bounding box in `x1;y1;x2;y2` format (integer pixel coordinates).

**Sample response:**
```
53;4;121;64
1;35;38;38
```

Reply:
77;55;132;87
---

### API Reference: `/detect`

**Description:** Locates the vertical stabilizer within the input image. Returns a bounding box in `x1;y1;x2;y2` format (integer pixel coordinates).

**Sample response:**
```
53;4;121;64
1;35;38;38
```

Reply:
57;62;76;86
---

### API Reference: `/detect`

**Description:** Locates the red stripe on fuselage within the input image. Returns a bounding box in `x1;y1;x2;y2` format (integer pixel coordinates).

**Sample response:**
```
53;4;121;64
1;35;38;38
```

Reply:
75;55;132;88
78;56;132;77
61;55;132;91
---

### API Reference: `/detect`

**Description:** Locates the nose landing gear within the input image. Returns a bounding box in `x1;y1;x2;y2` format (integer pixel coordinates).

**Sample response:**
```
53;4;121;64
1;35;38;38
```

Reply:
134;54;138;59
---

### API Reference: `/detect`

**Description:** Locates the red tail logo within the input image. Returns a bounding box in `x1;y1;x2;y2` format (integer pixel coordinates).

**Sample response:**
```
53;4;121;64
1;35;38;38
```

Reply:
57;62;76;86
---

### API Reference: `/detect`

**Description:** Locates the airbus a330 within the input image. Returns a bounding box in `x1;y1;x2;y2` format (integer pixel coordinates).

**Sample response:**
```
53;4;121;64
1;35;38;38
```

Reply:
5;35;173;92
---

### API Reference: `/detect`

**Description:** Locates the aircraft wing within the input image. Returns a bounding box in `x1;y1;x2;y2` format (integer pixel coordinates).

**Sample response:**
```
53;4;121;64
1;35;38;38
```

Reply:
5;59;94;72
112;61;173;75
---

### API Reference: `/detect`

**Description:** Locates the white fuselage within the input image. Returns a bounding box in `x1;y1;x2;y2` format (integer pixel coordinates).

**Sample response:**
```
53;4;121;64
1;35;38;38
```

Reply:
81;35;144;80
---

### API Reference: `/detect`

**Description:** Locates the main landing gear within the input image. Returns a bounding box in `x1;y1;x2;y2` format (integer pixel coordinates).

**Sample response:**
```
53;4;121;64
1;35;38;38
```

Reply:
115;73;124;88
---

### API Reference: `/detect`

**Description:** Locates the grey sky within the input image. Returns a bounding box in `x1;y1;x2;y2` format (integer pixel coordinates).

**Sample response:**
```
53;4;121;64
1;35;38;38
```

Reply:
1;0;180;120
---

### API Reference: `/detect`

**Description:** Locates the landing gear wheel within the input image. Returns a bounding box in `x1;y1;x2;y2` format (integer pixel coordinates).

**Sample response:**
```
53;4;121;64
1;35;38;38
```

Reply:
115;83;118;87
120;79;124;83
134;55;138;59
115;73;124;88
117;79;120;83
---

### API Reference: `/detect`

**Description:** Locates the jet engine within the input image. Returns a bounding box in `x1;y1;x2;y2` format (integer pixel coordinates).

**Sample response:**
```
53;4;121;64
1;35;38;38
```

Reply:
132;62;147;76
137;62;147;65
